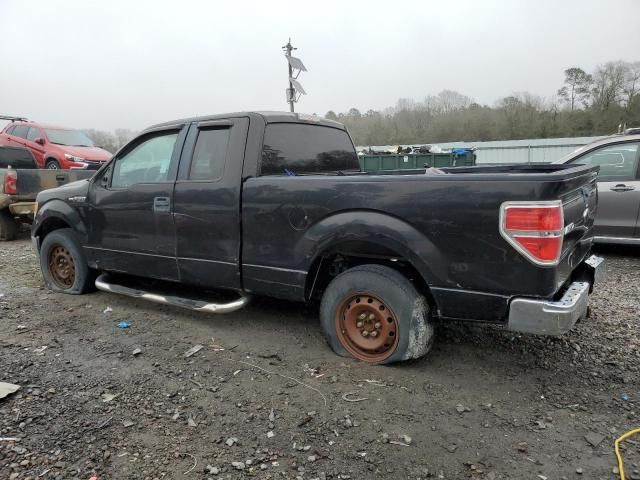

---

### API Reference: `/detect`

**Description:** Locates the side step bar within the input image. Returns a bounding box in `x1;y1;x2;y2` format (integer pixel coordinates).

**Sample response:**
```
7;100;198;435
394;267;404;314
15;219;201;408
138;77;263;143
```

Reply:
95;273;250;314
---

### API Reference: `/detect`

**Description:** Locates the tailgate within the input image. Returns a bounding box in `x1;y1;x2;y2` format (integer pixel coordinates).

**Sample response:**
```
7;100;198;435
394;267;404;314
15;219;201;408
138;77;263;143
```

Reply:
560;169;598;257
15;169;95;196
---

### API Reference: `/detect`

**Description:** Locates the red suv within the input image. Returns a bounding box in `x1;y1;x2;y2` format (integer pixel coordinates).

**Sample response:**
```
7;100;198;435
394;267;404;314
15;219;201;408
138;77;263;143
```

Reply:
0;121;111;169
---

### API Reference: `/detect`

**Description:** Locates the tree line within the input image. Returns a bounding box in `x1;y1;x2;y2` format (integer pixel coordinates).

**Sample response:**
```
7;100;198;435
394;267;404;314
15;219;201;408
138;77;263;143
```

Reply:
325;60;640;146
84;128;137;153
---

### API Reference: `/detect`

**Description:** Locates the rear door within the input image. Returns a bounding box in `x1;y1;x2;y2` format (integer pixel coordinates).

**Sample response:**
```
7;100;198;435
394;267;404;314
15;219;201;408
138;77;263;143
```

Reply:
8;125;30;147
568;141;640;239
173;117;249;289
0;125;16;146
85;125;187;280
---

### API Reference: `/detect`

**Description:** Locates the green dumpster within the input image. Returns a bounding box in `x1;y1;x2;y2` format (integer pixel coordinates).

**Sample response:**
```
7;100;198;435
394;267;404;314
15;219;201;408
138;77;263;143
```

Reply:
359;151;475;172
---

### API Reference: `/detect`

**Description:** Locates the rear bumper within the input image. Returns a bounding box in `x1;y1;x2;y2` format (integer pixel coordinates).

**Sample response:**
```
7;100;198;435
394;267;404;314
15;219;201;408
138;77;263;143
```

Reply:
507;255;605;336
8;201;36;218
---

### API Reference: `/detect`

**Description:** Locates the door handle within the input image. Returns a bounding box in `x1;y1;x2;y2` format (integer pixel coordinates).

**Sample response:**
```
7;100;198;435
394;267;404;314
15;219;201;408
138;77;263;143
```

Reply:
153;196;171;213
610;184;635;192
55;174;65;182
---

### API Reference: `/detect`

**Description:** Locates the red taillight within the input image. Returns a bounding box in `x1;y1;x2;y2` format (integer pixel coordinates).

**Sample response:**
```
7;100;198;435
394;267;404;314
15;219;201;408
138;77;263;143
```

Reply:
504;207;563;231
500;201;564;265
4;168;17;195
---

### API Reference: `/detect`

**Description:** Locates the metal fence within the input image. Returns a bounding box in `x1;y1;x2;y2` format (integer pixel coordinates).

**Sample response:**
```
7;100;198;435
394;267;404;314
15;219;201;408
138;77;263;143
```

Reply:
474;144;585;164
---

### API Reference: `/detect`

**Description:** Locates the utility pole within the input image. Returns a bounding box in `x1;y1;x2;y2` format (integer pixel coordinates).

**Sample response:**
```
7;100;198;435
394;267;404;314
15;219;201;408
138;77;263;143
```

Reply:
282;38;307;113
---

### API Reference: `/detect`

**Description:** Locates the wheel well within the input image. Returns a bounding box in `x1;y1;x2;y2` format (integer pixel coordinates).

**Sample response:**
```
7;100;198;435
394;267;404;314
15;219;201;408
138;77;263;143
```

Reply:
305;240;435;306
38;217;71;241
44;157;59;165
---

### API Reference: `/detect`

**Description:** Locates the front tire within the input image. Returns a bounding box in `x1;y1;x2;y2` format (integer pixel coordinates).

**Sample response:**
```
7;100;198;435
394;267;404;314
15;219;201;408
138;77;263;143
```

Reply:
40;228;94;294
320;264;434;364
0;210;18;241
45;159;60;169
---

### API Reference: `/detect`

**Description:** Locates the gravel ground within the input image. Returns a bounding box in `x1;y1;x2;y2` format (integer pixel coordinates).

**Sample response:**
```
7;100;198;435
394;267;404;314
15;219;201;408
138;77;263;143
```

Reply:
1;235;639;480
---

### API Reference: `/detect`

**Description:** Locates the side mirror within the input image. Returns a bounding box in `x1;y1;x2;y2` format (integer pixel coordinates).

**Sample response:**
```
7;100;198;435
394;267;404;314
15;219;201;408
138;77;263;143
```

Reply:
35;138;45;145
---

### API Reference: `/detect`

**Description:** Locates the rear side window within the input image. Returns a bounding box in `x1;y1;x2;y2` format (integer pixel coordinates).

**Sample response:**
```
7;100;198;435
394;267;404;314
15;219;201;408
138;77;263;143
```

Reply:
189;128;230;180
261;123;359;176
4;126;15;135
11;125;29;139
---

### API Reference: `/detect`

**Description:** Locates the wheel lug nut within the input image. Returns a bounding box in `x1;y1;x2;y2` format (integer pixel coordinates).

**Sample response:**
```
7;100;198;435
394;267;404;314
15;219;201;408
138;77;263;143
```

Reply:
368;314;375;321
358;313;367;320
361;330;369;337
370;331;378;337
356;321;363;328
374;322;381;329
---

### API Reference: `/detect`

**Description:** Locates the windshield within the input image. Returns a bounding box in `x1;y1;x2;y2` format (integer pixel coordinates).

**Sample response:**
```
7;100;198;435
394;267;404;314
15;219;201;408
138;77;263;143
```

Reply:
44;129;95;147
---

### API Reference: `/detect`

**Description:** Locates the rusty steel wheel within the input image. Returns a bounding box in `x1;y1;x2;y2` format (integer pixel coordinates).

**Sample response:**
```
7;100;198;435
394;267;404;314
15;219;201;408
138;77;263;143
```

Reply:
40;228;94;295
335;293;399;362
320;264;434;364
47;244;76;289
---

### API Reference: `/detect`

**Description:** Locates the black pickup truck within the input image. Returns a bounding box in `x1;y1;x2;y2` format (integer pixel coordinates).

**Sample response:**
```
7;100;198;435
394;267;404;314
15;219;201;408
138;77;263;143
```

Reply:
32;112;605;364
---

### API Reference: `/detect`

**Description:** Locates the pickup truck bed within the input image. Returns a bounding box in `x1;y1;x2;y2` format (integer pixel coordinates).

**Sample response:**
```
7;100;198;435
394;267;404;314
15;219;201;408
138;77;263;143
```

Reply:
31;112;605;364
0;146;93;240
242;163;598;322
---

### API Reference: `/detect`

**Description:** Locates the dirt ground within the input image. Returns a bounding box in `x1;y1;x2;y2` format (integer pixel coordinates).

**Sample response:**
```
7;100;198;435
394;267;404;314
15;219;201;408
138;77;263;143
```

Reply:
1;234;639;480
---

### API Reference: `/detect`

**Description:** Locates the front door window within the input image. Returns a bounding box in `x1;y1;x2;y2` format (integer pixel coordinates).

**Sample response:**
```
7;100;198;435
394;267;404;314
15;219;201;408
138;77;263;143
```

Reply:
572;142;639;181
111;132;178;188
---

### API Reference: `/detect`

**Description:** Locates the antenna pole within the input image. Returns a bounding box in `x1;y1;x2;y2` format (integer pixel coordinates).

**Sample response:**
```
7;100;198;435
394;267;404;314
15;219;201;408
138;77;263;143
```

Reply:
282;38;307;112
285;38;295;112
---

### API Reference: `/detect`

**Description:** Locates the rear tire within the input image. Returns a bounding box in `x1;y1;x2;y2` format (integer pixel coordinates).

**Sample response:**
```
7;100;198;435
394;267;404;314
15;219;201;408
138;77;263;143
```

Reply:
320;264;434;364
0;210;18;241
40;228;95;294
45;159;60;169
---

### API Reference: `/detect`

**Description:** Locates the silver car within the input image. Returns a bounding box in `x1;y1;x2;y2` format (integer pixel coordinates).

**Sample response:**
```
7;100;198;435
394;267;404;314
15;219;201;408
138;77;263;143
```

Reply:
555;133;640;244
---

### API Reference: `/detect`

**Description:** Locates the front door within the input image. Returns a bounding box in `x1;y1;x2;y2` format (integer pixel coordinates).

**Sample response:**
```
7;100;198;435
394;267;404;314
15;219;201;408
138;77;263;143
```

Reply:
569;141;640;239
85;126;186;280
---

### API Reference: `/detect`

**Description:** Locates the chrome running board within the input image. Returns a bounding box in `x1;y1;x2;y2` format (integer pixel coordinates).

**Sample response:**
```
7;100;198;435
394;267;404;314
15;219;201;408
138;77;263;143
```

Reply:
95;273;250;314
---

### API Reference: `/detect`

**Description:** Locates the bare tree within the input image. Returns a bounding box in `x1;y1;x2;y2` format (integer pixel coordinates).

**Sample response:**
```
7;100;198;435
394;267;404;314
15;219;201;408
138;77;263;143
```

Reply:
324;110;338;120
85;129;118;152
622;61;640;109
557;68;592;111
396;98;417;111
114;128;136;150
591;61;628;110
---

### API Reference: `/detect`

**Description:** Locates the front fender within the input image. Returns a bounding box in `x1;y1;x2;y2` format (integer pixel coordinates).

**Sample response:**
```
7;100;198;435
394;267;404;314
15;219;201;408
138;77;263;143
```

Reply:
297;210;448;288
32;199;87;240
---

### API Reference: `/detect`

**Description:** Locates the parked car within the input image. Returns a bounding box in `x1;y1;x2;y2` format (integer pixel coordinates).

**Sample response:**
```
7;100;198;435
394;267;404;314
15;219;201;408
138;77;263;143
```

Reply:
555;132;640;244
0;145;93;240
0;119;111;170
32;112;604;364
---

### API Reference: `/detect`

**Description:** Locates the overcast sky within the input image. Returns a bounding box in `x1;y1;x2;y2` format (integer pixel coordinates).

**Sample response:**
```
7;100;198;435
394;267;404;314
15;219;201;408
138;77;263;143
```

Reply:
1;0;638;131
